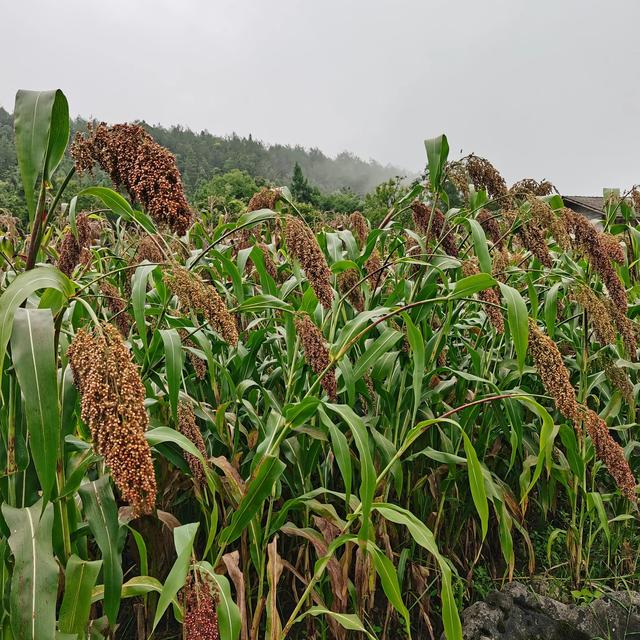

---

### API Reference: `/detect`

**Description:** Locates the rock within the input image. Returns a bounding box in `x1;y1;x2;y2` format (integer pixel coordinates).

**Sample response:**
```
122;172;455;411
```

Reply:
449;581;640;639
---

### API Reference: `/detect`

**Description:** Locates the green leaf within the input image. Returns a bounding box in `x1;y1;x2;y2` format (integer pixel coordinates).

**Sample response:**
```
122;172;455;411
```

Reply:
2;500;58;640
59;555;102;636
498;283;529;373
467;219;492;273
318;408;352;506
367;542;410;634
42;90;70;182
325;404;375;543
587;492;610;542
296;607;376;639
236;295;293;313
374;503;461;640
219;455;285;546
146;426;208;467
333;308;391;355
11;309;60;501
544;283;562;338
197;562;241;640
424;134;449;192
160;329;183;423
403;313;425;422
153;523;199;631
91;576;165;603
352;328;403;380
0;266;74;376
496;501;514;573
78;187;134;219
451;273;496;298
131;262;157;351
14;89;68;220
460;430;489;540
78;477;124;625
517;396;558;500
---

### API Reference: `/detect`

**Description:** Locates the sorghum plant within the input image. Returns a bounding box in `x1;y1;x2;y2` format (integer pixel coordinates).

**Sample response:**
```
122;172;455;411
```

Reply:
0;89;637;640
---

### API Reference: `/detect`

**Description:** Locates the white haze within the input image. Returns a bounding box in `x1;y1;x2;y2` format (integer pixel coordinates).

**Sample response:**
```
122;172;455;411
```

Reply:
1;0;640;194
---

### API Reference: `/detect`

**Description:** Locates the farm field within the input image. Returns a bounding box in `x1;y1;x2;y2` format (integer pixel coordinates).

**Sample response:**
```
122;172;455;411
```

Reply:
0;88;638;639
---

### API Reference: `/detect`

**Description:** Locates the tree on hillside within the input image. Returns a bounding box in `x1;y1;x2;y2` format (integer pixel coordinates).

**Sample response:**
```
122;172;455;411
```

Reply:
290;162;318;204
194;169;261;215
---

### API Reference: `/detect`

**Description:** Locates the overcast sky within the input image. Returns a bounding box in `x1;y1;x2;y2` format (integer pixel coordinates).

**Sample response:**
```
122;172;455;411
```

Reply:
2;0;639;194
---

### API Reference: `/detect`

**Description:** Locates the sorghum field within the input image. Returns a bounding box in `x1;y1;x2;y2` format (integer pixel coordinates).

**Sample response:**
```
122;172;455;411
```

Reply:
0;89;638;640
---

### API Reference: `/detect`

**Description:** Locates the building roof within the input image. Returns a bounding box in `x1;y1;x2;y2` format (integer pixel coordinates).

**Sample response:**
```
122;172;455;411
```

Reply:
562;196;605;215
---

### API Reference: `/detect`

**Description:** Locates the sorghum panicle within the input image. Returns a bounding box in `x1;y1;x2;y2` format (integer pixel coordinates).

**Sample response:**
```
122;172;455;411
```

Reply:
600;233;625;265
364;249;387;289
348;211;369;247
178;329;208;381
518;222;552;267
565;210;628;311
492;247;512;282
135;235;165;264
182;573;220;640
573;285;616;346
476;210;503;247
67;324;157;516
602;358;634;405
71;123;193;235
165;266;239;346
295;314;337;401
284;216;334;308
526;197;570;249
411;201;458;257
510;178;554;197
465;155;507;199
99;282;132;336
338;268;364;312
462;259;504;333
579;406;637;501
177;402;207;488
605;300;638;359
247;187;280;212
255;242;278;280
56;213;92;277
528;322;579;421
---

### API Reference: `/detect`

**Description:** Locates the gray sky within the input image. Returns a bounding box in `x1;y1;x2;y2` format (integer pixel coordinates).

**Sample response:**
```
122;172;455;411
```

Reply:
2;0;640;195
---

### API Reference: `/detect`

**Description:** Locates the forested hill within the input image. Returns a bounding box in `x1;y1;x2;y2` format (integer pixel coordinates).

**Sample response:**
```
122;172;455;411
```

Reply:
0;106;403;206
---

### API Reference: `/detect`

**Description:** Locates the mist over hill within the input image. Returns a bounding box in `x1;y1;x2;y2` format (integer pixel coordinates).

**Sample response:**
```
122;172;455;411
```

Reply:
0;106;406;220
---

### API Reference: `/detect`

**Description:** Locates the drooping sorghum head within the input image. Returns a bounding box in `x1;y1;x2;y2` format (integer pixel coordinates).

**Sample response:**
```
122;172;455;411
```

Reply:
295;314;337;401
464;155;508;200
477;209;503;247
348;211;369;247
67;324;157;516
411;201;458;257
182;572;220;640
573;285;616;346
338;268;364;312
71;123;193;235
177;401;207;488
56;213;93;277
462;258;504;333
134;235;165;264
99;282;132;337
518;221;552;268
579;406;637;501
164;266;238;346
528;321;579;422
247;187;280;212
364;248;387;289
284;216;334;308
